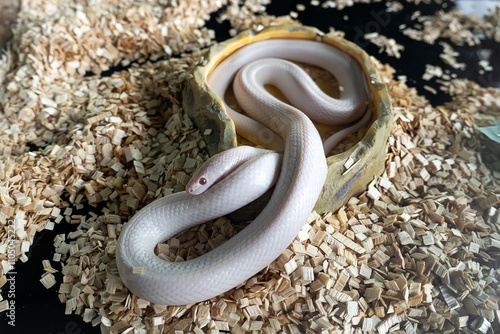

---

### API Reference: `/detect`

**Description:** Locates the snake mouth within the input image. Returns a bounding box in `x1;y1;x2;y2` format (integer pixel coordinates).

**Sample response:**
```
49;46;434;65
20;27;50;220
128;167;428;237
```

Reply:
186;184;201;195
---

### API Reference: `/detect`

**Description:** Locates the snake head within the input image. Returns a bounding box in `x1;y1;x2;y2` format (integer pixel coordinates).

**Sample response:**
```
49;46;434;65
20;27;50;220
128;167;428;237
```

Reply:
186;175;210;195
187;146;273;196
186;154;229;195
187;146;278;196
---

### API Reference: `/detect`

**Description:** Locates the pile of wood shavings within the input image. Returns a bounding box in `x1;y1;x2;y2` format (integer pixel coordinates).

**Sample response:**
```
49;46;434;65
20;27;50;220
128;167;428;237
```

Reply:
218;0;299;37
0;0;230;303
313;0;443;11
45;59;500;334
402;8;485;46
440;78;500;127
0;0;499;333
316;0;438;11
0;0;298;289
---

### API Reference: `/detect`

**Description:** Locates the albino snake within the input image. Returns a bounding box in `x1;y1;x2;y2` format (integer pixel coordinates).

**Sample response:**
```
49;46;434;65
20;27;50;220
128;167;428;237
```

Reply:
116;39;370;305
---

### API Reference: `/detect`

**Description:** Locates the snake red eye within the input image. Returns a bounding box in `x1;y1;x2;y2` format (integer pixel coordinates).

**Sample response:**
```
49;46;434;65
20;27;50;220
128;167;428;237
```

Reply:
199;177;207;185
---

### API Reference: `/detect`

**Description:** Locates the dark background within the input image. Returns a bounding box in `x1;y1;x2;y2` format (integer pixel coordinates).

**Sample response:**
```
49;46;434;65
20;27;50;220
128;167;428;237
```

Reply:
0;0;499;333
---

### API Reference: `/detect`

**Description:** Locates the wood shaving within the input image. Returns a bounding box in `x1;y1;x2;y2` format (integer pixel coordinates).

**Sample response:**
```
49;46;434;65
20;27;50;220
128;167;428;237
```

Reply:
402;8;485;46
386;1;404;13
479;60;494;72
404;0;444;4
403;4;500;47
439;42;466;71
317;0;429;11
218;0;298;37
440;78;500;120
422;64;443;81
364;33;405;59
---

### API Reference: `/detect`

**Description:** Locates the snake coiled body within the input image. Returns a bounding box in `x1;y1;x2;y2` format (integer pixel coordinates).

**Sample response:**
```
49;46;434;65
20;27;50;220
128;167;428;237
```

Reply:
116;39;369;305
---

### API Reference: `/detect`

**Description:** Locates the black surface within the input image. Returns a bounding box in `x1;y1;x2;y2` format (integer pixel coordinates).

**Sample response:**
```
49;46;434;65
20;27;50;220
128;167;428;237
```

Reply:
1;1;499;333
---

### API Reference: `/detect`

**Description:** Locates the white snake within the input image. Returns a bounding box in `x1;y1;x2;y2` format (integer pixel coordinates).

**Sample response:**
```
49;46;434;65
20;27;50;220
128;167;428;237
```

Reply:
116;39;370;305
